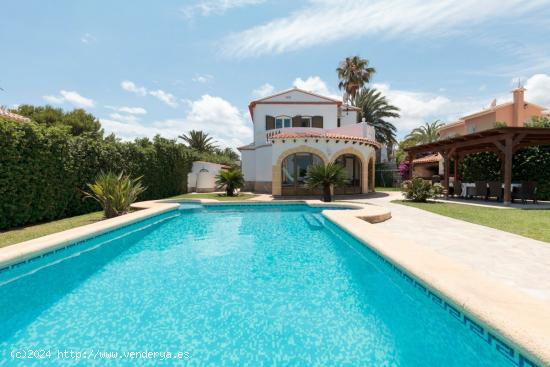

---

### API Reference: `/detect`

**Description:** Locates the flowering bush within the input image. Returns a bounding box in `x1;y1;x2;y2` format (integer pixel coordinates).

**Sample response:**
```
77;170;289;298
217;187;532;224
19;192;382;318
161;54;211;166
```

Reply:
398;162;410;179
401;177;443;202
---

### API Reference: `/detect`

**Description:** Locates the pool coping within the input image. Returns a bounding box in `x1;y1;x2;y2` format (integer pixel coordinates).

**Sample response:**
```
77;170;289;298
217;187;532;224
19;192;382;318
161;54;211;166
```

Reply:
0;199;548;365
322;208;550;366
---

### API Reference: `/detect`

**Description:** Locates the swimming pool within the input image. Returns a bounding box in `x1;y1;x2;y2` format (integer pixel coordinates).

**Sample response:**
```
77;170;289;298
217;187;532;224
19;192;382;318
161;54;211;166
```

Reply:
0;204;538;366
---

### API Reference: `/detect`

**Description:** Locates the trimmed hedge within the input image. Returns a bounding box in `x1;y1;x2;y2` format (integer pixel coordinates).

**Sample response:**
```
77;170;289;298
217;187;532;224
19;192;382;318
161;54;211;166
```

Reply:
459;146;550;200
0;120;193;230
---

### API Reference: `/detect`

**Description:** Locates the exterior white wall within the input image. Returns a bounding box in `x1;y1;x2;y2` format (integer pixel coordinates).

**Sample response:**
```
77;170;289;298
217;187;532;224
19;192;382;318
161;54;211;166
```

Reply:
254;145;273;181
253;104;338;144
240;149;256;182
187;161;226;193
271;140;375;165
339;110;357;126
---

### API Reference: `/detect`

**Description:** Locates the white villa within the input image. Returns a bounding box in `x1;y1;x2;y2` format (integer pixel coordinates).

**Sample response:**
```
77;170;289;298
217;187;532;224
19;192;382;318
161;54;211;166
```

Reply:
238;88;380;196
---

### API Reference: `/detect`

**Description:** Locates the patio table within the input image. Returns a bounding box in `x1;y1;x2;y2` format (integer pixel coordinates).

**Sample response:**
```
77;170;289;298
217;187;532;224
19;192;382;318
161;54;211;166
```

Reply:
460;183;521;198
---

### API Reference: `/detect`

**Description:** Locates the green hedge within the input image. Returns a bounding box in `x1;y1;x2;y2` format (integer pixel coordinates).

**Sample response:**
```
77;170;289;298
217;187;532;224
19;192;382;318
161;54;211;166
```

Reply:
0;120;194;230
459;146;550;200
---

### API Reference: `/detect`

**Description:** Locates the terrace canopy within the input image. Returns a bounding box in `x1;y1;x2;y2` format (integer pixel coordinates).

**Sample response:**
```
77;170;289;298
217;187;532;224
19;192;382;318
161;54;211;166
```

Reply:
404;127;550;206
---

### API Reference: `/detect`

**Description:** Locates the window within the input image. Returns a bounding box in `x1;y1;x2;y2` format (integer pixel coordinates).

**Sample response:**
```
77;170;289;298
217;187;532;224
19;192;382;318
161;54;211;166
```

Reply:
337;118;341;127
300;116;312;127
275;116;291;129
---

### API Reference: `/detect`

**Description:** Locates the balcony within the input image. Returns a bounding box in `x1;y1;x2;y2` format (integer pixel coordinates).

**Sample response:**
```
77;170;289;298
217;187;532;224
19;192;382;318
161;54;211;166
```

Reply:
261;123;376;144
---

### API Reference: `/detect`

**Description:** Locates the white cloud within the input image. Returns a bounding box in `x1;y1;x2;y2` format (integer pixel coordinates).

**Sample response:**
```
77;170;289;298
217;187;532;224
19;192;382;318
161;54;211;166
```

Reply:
149;89;179;108
101;95;252;149
525;74;550;107
121;80;147;96
43;90;95;108
81;33;97;44
252;83;275;98
192;74;214;83
105;105;147;114
222;0;550;57
181;0;265;18
108;113;141;124
293;76;340;99
43;95;65;104
121;80;179;107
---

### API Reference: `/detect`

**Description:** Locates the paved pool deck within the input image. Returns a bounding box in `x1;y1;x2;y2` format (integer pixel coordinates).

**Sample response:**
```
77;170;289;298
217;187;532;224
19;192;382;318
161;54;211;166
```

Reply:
343;191;550;304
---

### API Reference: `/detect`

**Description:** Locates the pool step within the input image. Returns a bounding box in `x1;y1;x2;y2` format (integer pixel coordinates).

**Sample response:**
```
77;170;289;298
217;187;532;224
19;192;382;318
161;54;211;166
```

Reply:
303;213;325;229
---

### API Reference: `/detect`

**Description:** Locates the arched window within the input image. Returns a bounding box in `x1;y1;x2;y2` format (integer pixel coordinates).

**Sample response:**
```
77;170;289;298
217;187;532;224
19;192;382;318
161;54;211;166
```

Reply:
334;154;362;194
281;153;322;195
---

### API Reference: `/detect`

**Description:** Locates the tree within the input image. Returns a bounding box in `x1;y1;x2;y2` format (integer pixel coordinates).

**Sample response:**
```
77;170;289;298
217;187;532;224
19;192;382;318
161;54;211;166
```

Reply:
179;130;217;153
404;120;445;145
354;88;399;147
337;56;376;104
13;105;102;136
305;162;346;202
214;147;240;162
216;169;245;197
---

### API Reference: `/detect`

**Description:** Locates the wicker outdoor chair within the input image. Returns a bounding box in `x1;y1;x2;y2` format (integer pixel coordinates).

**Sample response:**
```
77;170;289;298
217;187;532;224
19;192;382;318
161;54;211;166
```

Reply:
518;181;537;204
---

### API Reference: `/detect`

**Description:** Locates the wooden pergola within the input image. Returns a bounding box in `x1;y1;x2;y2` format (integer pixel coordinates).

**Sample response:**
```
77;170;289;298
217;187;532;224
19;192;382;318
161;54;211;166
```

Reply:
404;127;550;206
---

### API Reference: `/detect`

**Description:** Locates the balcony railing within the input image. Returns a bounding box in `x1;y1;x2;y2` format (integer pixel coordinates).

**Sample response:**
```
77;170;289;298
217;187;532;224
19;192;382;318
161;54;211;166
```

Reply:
261;123;376;144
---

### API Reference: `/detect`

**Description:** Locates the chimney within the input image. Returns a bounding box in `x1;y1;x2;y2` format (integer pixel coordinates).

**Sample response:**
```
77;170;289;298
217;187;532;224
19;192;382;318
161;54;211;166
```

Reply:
512;87;525;127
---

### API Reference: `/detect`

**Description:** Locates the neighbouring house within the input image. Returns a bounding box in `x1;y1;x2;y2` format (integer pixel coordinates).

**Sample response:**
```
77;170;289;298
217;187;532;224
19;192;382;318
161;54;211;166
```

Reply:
439;87;548;139
0;108;30;123
187;161;229;193
410;87;549;179
238;87;380;196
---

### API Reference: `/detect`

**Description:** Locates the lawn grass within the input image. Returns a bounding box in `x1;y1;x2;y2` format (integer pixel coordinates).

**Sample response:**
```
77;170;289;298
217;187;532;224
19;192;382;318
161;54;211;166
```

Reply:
376;187;401;192
393;200;550;243
169;193;258;201
0;211;104;248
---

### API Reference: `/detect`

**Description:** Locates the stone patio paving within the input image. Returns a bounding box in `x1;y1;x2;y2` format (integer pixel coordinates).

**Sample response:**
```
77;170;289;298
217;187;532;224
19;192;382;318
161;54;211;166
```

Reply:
344;191;550;304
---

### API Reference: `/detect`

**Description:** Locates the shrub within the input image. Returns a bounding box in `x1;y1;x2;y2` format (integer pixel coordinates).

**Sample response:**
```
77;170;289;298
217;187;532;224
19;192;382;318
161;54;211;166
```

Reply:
82;172;146;218
401;177;443;202
0;119;193;229
215;169;245;197
305;163;346;202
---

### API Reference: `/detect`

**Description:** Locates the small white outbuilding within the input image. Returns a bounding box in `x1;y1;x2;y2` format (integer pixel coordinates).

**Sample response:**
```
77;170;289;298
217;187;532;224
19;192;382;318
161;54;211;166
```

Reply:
187;161;229;193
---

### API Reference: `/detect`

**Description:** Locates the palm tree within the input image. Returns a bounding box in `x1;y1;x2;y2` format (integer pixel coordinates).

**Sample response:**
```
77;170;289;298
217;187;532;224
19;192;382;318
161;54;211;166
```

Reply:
354;88;400;147
405;120;445;145
337;56;376;104
216;169;245;197
305;162;346;202
179;130;217;152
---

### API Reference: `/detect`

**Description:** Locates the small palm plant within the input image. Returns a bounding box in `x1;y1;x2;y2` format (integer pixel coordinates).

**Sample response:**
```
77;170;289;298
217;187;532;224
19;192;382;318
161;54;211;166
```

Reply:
216;169;245;197
305;163;346;202
82;172;146;218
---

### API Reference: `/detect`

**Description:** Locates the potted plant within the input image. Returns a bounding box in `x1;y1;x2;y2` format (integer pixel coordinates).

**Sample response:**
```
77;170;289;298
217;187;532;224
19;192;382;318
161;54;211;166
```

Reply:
305;162;346;202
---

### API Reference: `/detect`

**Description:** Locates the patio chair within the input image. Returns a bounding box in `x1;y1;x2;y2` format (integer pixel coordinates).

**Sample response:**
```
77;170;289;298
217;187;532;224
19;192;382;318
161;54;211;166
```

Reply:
488;181;502;201
454;180;462;197
518;181;537;204
474;181;488;200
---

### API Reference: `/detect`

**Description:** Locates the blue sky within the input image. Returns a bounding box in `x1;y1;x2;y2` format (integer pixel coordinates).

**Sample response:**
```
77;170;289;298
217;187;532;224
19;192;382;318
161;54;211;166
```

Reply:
2;0;550;148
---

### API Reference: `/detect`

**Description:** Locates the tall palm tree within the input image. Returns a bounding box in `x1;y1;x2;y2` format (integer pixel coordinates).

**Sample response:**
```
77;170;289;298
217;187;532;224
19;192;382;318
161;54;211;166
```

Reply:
179;130;217;152
405;120;445;145
336;56;376;104
354;88;400;147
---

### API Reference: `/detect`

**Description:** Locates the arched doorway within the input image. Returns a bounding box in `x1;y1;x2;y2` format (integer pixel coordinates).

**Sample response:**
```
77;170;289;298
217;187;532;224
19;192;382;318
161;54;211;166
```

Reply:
281;152;323;196
334;154;362;195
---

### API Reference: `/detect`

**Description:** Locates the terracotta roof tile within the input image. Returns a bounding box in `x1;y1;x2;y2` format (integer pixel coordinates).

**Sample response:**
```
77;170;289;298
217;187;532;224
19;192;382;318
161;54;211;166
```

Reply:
412;153;442;164
270;131;380;148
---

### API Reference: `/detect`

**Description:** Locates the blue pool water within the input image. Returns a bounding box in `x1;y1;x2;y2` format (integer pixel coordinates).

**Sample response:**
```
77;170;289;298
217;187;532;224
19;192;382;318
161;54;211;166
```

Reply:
0;204;531;366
